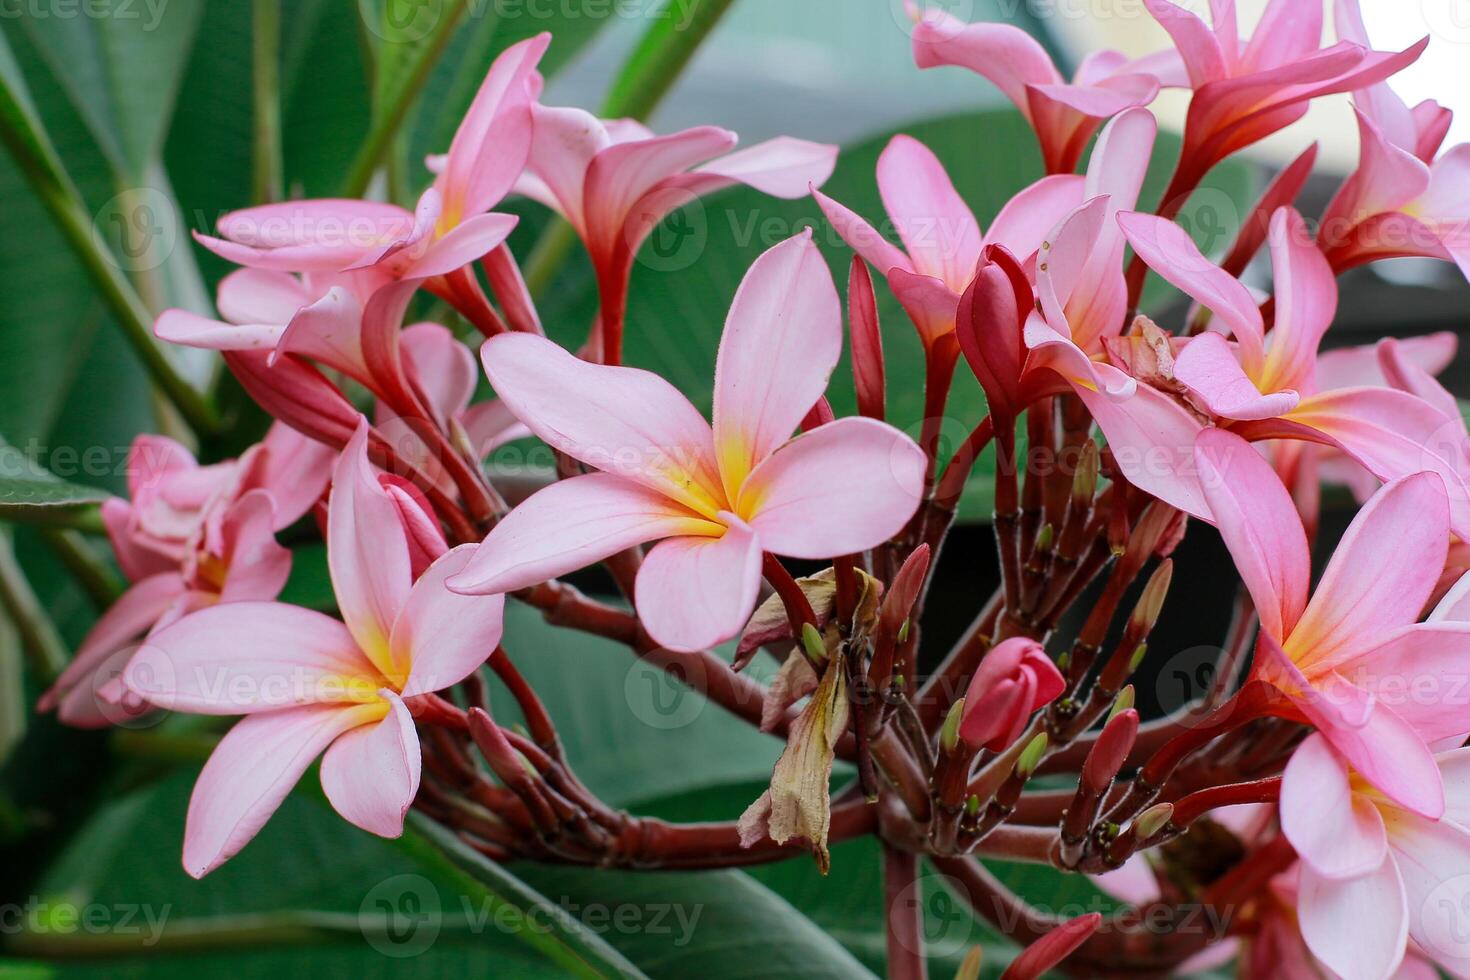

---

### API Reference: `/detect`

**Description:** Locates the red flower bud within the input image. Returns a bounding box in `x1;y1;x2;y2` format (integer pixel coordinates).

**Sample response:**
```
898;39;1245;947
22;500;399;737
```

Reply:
1083;707;1139;795
956;244;1032;422
1000;913;1102;980
847;256;885;420
959;637;1064;752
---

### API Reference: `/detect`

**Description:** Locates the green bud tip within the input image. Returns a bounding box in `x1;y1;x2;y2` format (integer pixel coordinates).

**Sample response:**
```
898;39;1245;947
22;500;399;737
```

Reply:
941;698;967;753
955;945;983;980
1129;559;1174;635
965;794;981;816
1128;642;1148;674
1015;731;1049;778
1107;686;1136;723
1133;803;1174;840
897;618;912;644
1056;650;1072;673
1035;523;1055;553
1072;442;1099;504
801;622;826;662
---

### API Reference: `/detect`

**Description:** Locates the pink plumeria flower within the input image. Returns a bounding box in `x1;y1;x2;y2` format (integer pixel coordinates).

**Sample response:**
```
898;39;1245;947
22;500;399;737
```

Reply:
1105;208;1470;530
1143;0;1425;187
1315;1;1469;277
122;421;504;877
1281;734;1470;980
38;425;332;728
1195;427;1468;818
958;637;1064;752
193;35;546;281
447;233;927;653
509;100;836;359
813;134;1085;346
906;2;1166;174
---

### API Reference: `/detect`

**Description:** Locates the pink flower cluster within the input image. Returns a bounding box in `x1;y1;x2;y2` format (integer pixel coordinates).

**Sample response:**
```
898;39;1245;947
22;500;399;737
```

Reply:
36;1;1470;975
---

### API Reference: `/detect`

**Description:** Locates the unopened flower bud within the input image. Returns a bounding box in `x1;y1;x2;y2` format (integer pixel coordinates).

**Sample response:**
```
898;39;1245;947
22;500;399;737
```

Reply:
1001;913;1102;980
1071;440;1099;507
1015;731;1049;779
1034;523;1055;554
959;638;1064;752
1132;802;1174;841
1083;708;1138;795
1107;685;1135;723
848;256;886;421
1128;559;1173;636
965;794;981;816
801;622;827;663
941;697;967;754
1128;643;1148;675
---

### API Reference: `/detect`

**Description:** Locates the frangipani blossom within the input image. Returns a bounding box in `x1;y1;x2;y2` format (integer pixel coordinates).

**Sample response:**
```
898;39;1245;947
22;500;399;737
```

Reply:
1110;208;1470;529
38;426;332;727
509;101;836;360
1195;428;1469;818
1281;735;1470;980
193;35;546;281
907;2;1166;174
1315;1;1470;277
123;422;504;877
813;134;1083;345
1143;0;1426;187
447;233;926;653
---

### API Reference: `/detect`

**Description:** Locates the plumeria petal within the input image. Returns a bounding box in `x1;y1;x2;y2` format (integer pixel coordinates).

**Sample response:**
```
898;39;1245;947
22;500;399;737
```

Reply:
712;232;842;498
1175;332;1300;420
124;602;381;713
686;136;837;198
448;473;721;595
813;187;915;279
634;519;763;653
875;135;981;289
215;490;291;603
183;702;385;877
1257;208;1337;393
1282;733;1390;879
329;422;413;680
740;417;926;559
395;546;505;698
1297;855;1409;980
1335;623;1470;742
319;690;420;838
215;268;313;325
480;332;725;515
1384;809;1470;979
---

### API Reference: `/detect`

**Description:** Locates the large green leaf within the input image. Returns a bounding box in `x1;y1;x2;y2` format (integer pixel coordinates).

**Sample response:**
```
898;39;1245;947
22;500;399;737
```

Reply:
0;439;107;526
532;109;1257;522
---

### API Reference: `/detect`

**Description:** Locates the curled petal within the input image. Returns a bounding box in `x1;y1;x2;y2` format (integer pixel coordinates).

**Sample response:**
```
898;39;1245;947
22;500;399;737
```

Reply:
319;690;421;837
634;520;764;653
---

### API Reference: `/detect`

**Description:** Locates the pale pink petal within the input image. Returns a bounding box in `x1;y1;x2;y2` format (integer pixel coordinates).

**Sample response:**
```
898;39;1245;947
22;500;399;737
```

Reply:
1291;473;1448;669
395;545;504;697
688;136;838;198
459;399;530;457
38;573;185;714
216;268;313;325
1432;572;1470;623
910;14;1061;114
124;601;380;713
328;422;413;679
1297;856;1409;980
154;310;284;352
712;232;842;498
520;104;613;231
1281;733;1389;879
633;520;763;653
102;498;175;582
1175;332;1300;419
1418;144;1470;218
1084;106;1157;218
1316;331;1456;391
1240;0;1322;73
1142;0;1228;87
405;212;518;279
1257;209;1337;393
1094;854;1161;905
1385;810;1470;979
447;473;721;595
1073;374;1209;517
400;322;478;422
183;702;383;877
875;135;981;290
1117;210;1266;368
813;187;915;279
1335;623;1470;741
199;201;414;272
1379;337;1462;423
1436;746;1470;826
740;417;927;559
1194;428;1309;637
583;126;737;256
215;490;291;603
981;174;1086;262
437;34;547;218
886;268;961;345
319;690;420;837
270;286;369;383
249;423;334;528
58;642;149;729
479;333;725;516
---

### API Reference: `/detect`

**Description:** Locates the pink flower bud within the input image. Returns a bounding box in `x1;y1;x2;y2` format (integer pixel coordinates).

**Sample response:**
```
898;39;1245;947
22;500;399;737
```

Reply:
956;244;1031;422
1000;913;1102;980
1083;707;1139;795
223;350;360;448
847;256;885;420
959;637;1064;752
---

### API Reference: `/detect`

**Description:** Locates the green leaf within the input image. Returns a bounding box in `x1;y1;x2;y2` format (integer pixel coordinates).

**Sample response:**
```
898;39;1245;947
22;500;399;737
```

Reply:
532;109;1257;522
599;0;736;120
13;0;202;182
0;438;107;525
